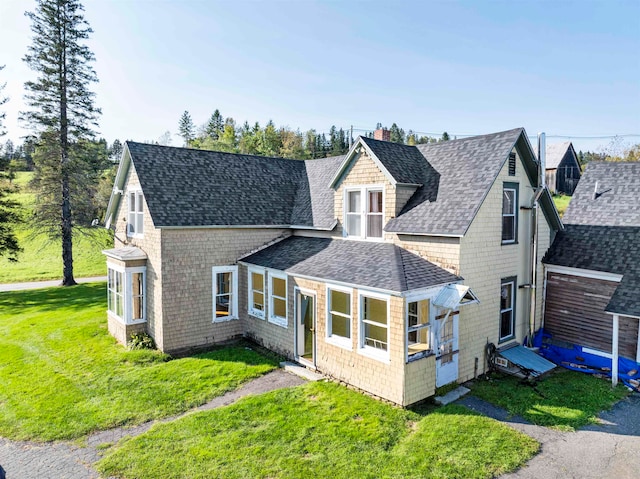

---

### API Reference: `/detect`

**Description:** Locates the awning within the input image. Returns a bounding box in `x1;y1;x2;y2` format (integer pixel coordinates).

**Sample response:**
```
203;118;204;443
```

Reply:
499;344;556;378
432;284;479;310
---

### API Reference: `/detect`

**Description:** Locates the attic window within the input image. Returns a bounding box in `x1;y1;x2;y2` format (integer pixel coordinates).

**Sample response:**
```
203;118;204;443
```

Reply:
127;191;144;237
508;152;516;176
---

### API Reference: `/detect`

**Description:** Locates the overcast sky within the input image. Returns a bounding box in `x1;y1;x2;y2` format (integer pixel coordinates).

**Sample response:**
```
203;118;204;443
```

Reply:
1;0;639;153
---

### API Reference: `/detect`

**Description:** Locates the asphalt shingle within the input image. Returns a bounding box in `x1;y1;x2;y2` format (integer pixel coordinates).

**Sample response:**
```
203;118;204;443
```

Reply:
241;236;461;293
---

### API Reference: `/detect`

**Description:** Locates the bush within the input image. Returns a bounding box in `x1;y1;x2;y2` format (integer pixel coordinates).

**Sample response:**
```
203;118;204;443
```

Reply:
129;332;156;350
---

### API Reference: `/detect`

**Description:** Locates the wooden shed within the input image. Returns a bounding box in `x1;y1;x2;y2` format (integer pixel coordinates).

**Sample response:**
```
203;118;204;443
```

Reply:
542;162;640;385
535;141;581;195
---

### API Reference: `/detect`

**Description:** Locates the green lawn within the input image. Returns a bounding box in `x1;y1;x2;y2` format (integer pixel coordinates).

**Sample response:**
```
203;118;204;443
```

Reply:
0;283;278;441
97;381;538;479
552;194;571;218
0;171;112;283
470;369;628;431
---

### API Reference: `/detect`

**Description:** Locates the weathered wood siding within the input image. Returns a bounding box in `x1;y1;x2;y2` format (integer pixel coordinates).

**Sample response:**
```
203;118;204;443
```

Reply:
544;272;638;359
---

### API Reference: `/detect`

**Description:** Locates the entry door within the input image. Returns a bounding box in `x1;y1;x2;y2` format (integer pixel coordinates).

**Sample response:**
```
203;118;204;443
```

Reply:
296;291;316;366
435;310;459;387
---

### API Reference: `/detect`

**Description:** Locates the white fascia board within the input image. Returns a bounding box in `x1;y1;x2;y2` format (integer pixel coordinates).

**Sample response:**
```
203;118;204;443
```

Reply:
104;145;131;228
158;221;336;231
328;137;399;189
545;264;623;283
604;310;640;320
386;230;464;238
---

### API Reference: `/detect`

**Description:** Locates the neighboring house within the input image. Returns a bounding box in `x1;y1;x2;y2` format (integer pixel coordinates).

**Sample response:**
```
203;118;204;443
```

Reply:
534;141;581;195
103;127;561;406
542;162;640;385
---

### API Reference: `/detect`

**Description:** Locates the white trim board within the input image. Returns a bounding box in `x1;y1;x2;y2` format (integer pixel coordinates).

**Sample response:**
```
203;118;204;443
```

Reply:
545;265;623;283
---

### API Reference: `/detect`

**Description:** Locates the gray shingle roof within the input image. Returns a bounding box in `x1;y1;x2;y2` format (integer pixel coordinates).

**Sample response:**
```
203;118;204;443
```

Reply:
386;128;531;236
563;162;640;227
359;137;438;185
543;224;640;317
125;142;343;229
241;236;461;293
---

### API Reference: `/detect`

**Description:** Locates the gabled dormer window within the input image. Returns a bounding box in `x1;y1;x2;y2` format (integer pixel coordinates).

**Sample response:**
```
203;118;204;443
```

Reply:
344;186;384;240
127;190;144;237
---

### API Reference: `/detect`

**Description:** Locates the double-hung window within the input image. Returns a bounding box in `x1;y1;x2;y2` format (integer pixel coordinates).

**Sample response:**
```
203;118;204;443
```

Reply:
269;272;288;327
345;186;384;239
502;183;518;244
127;190;144;237
107;265;146;324
499;277;516;342
327;286;352;347
407;299;431;360
360;293;389;359
212;266;238;321
248;268;265;318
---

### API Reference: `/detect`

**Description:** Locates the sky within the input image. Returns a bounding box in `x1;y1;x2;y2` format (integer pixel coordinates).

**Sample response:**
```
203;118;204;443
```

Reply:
1;0;639;154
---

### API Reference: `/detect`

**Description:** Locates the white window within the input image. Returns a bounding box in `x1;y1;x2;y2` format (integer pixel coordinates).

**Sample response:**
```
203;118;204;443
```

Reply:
407;299;431;361
344;186;384;239
127;190;144;237
107;265;146;324
268;272;288;327
359;292;390;360
248;268;265;319
499;277;516;342
212;266;238;322
327;286;352;347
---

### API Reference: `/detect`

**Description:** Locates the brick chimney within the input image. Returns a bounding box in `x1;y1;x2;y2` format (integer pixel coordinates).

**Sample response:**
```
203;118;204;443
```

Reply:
373;128;391;141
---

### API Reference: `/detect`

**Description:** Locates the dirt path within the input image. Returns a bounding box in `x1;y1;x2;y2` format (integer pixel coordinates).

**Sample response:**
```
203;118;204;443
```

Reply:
0;276;107;292
0;369;306;479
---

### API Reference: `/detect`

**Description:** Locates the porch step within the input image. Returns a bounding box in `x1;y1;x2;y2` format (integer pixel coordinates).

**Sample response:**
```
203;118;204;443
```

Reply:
280;361;324;382
434;386;470;406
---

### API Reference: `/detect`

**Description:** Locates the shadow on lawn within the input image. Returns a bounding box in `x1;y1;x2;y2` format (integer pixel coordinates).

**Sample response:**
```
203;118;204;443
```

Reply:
0;282;106;313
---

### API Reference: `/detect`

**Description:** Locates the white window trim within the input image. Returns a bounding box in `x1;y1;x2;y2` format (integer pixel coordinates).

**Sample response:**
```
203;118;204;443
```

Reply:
127;190;144;239
358;290;391;363
499;279;515;342
212;265;239;322
268;271;288;328
502;187;517;244
107;263;147;325
406;296;433;363
247;266;266;319
343;184;385;241
325;283;353;350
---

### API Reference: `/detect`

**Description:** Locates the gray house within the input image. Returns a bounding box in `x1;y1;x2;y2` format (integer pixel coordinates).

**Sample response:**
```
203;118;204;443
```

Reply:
543;162;640;386
535;141;581;195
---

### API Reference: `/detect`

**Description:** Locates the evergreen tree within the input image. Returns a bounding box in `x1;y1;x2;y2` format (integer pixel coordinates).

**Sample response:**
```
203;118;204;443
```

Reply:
205;109;224;140
22;0;101;285
261;120;281;157
109;138;123;162
389;123;405;144
178;110;195;146
440;131;450;141
0;64;22;261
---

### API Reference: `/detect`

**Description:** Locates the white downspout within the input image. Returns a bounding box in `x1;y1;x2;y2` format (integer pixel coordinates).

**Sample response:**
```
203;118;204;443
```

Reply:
612;314;619;387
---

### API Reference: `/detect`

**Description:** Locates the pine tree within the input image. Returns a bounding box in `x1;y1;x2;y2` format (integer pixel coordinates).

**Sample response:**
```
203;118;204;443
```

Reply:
0;64;21;261
109;138;123;162
178;110;195;146
441;131;450;142
22;0;101;285
205;109;224;141
389;123;405;144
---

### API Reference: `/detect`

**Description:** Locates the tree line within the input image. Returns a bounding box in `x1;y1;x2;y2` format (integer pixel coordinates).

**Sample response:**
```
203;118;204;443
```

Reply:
176;110;452;160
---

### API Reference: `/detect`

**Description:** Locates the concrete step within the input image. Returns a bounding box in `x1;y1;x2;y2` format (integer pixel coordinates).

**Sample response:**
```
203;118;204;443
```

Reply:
434;386;471;406
280;361;324;381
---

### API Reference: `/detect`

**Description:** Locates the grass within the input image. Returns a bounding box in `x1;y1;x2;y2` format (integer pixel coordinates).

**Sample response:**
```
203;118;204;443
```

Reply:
0;171;113;283
552;194;571;218
0;283;278;441
97;381;539;479
470;369;628;431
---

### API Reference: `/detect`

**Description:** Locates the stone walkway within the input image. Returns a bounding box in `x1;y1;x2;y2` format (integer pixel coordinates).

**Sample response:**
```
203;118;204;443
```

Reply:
0;369;305;479
458;393;640;479
0;276;107;292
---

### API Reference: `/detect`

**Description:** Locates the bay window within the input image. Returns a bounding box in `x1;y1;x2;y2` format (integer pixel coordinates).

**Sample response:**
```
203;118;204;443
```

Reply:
107;265;146;324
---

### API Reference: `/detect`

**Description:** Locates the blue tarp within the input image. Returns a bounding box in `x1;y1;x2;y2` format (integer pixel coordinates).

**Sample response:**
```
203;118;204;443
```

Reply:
533;329;640;390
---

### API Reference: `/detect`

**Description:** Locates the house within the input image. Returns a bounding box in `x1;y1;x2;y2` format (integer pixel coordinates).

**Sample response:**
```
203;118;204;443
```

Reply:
542;162;640;386
103;127;561;406
534;141;581;195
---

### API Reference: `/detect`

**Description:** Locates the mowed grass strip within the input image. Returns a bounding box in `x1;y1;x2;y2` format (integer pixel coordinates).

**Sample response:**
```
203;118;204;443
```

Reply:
97;381;538;479
552;194;571;218
470;369;627;431
0;283;278;441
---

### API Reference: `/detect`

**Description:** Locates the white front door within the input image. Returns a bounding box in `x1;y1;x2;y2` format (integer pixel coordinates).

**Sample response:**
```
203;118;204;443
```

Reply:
435;310;459;387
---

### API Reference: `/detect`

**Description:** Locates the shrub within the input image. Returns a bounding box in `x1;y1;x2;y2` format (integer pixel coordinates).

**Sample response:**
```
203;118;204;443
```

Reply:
129;332;156;350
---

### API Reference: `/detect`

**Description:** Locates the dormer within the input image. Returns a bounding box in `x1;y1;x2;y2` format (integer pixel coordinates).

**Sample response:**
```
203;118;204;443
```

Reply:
328;136;433;240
